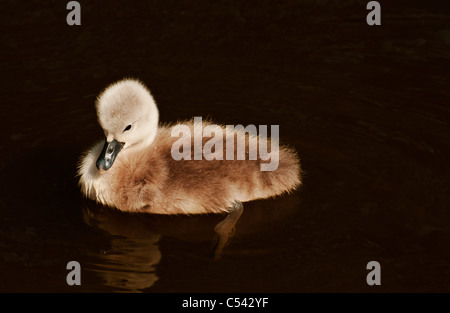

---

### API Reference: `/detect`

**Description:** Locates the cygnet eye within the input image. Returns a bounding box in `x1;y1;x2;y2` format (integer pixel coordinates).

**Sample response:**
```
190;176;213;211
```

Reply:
123;124;132;132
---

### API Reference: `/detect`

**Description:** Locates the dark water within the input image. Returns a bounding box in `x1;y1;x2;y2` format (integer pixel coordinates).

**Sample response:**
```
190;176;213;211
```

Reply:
1;0;450;292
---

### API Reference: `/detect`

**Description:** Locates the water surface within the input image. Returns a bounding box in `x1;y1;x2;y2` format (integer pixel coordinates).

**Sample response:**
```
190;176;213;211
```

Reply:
1;0;450;292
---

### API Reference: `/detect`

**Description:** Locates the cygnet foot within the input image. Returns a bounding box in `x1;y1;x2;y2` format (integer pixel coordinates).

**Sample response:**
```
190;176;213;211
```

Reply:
213;200;243;259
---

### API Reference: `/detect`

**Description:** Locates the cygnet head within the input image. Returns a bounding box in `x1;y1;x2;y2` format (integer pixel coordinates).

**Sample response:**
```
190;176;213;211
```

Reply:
95;78;159;171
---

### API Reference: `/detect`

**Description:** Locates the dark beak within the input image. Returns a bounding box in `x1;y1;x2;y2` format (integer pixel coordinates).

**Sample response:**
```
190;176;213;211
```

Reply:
96;139;124;171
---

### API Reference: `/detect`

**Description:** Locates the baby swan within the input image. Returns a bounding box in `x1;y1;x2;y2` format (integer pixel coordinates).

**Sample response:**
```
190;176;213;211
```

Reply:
78;78;301;257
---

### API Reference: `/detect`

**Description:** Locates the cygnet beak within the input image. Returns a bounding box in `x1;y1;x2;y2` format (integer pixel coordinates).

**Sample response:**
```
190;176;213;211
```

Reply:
96;138;124;171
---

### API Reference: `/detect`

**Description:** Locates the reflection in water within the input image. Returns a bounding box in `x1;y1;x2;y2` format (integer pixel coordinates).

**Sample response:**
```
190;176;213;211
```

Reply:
81;193;300;291
82;204;161;292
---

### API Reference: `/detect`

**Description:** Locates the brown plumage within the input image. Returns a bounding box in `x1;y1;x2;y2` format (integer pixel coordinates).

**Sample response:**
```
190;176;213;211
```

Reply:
78;78;302;215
